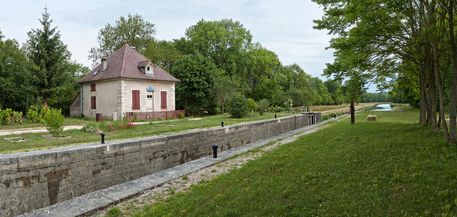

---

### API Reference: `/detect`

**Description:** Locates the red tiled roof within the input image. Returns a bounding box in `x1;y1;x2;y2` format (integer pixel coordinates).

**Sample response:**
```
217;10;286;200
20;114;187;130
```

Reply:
79;44;179;83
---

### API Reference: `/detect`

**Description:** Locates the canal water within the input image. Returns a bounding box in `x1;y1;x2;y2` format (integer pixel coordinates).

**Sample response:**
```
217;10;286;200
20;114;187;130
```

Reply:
372;104;392;111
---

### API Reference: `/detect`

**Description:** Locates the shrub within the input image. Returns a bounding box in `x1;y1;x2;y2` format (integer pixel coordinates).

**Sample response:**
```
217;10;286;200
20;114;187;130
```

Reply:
283;98;293;112
1;108;13;125
269;106;286;113
257;99;270;116
227;94;249;118
44;108;65;137
81;124;98;133
12;111;23;125
177;112;185;119
27;105;43;123
246;98;257;113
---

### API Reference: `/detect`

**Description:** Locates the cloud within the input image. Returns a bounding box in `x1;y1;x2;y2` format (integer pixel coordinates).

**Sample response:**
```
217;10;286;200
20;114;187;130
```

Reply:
0;0;334;80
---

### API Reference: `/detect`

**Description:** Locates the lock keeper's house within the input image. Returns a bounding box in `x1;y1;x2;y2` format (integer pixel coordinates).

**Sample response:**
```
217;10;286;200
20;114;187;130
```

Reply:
70;44;182;120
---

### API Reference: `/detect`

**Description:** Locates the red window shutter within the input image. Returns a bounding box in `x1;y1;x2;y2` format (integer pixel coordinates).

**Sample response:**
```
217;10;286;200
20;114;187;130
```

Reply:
161;91;167;109
91;84;96;92
91;96;96;109
132;90;140;110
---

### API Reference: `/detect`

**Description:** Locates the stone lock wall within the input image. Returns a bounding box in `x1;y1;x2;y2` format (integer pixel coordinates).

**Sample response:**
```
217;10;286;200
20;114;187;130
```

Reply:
0;113;320;216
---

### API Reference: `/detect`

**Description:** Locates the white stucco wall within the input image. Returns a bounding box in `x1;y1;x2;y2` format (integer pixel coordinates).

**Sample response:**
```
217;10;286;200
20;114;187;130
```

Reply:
81;80;121;119
122;79;176;113
81;79;176;120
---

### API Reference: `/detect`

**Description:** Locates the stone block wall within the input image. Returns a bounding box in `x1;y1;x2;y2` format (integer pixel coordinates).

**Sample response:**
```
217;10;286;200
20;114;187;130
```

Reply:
0;113;319;216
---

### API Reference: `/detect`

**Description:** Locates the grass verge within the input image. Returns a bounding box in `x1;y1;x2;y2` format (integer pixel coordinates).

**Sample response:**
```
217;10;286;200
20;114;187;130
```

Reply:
115;108;457;216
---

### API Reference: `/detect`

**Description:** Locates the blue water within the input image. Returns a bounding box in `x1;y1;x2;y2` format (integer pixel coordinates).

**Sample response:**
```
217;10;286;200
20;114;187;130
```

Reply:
372;104;392;112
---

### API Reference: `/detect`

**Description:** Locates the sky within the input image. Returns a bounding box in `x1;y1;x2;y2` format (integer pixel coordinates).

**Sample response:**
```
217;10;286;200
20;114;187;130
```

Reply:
0;0;334;80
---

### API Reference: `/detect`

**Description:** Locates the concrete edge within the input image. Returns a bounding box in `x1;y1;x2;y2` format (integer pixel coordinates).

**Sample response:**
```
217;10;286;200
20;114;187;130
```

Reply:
19;115;346;217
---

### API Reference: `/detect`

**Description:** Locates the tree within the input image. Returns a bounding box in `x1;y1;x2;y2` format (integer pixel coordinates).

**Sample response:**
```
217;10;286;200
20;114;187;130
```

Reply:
211;76;241;113
48;63;89;115
0;36;33;112
24;8;72;107
178;19;253;77
143;40;183;72
171;55;220;115
89;14;155;63
324;79;344;105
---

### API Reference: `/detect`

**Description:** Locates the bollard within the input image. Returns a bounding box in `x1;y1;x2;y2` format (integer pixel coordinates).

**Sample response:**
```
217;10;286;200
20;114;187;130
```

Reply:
100;133;105;144
274;114;277;119
212;145;218;158
221;121;224;127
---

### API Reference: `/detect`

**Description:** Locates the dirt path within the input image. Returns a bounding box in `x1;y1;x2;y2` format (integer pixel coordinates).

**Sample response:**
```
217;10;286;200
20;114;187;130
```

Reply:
0;125;84;136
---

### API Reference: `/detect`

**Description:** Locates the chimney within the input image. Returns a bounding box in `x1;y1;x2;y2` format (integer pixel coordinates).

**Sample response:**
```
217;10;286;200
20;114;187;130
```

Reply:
101;57;108;71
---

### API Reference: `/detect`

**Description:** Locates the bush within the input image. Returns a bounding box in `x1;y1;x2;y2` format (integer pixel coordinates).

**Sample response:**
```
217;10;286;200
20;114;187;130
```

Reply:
44;108;65;137
246;98;257;113
257;99;270;116
27;105;43;123
177;112;185;119
227;94;249;118
269;106;286;113
0;108;23;125
12;111;23;125
0;108;13;125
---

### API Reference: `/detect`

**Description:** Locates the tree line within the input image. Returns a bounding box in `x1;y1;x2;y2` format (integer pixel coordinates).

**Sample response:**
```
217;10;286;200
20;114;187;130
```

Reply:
0;9;386;118
313;0;457;142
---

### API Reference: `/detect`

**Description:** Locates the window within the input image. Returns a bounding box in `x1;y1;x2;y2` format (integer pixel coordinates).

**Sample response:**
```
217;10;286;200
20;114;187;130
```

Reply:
91;84;96;92
145;65;154;76
132;90;140;110
161;91;167;109
90;96;96;109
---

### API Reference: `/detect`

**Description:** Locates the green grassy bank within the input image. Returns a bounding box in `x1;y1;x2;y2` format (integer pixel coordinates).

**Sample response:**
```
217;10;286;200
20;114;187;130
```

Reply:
112;108;457;216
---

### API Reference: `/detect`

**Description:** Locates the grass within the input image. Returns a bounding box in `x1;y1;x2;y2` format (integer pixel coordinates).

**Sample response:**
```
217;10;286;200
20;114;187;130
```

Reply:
0;112;294;153
112;107;457;216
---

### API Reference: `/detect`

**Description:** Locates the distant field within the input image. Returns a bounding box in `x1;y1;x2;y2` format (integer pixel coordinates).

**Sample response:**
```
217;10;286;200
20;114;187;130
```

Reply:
117;107;457;216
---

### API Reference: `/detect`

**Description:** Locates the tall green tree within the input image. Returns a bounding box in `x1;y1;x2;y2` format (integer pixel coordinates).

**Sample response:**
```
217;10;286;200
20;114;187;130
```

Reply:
24;8;72;107
0;35;33;111
177;19;253;77
171;55;221;115
89;14;155;63
143;40;183;72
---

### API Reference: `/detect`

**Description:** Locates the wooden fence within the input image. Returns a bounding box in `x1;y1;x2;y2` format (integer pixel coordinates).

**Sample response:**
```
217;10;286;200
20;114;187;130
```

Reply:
124;110;185;121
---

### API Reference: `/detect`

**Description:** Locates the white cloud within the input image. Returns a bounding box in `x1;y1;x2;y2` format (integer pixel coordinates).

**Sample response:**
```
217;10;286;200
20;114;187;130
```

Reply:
0;0;334;78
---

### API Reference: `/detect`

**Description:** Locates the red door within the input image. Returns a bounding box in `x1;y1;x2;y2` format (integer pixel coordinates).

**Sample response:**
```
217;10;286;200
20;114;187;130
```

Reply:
161;91;167;109
132;90;140;110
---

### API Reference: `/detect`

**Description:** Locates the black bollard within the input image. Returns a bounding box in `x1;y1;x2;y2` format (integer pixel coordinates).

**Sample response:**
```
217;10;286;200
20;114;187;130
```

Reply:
101;133;105;144
212;145;218;158
274;114;277;119
221;121;224;127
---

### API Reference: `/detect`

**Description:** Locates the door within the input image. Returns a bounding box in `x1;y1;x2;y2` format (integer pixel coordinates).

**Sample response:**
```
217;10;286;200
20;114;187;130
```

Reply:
132;90;140;110
161;91;167;109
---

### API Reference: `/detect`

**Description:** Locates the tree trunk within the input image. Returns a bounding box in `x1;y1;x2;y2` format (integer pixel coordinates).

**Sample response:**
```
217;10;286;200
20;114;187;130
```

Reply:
432;43;450;141
350;100;355;124
419;67;427;125
447;0;457;143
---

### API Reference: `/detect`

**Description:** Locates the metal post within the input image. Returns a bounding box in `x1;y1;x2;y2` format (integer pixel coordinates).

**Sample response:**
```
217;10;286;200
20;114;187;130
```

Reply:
101;133;105;144
274;114;277;119
221;121;224;127
212;145;218;158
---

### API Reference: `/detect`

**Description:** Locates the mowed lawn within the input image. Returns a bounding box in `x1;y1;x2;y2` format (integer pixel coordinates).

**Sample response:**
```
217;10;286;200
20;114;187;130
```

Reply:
120;109;457;216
